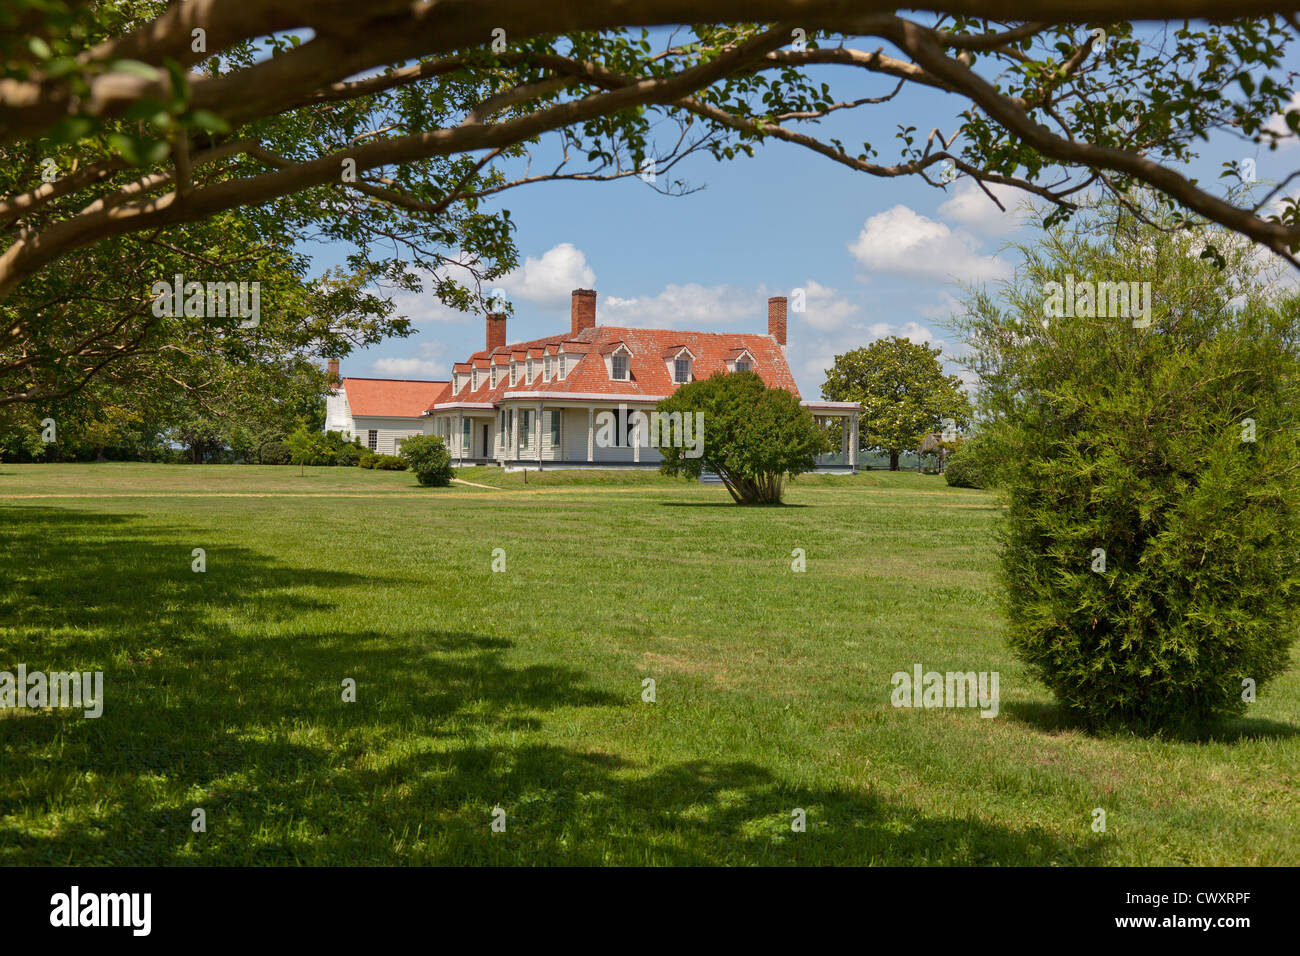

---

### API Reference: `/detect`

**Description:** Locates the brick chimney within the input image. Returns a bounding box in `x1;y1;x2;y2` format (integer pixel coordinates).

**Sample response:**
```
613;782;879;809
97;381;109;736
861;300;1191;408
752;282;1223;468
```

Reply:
486;313;506;352
327;359;340;388
571;289;596;337
768;296;787;347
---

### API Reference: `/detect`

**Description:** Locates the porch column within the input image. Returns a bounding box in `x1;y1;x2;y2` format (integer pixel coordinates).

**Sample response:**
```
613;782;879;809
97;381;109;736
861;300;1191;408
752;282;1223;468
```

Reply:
633;408;641;464
535;400;544;468
454;413;462;461
512;406;519;462
849;411;859;472
587;407;594;462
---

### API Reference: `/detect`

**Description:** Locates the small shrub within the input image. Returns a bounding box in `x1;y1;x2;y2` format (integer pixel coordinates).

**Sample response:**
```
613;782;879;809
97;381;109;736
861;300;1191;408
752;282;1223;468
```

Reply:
371;454;406;470
260;441;291;465
944;434;998;489
335;442;364;467
399;434;454;486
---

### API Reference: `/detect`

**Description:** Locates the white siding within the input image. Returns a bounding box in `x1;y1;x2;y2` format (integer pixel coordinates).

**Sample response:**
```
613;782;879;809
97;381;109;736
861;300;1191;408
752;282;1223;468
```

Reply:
553;406;664;463
353;416;426;456
563;408;591;461
324;388;353;437
540;408;563;461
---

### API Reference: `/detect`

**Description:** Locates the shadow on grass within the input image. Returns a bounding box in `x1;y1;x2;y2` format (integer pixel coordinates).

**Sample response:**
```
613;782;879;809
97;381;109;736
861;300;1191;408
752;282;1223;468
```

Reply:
657;501;810;509
1003;700;1300;743
0;505;1103;865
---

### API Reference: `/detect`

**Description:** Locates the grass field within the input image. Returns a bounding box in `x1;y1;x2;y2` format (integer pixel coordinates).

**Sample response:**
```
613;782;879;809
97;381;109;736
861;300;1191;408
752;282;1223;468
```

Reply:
1;462;1296;865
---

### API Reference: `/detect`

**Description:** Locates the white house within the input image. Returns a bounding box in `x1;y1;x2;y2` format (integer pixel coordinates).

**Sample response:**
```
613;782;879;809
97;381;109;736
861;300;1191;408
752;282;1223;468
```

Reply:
326;290;860;470
324;370;448;456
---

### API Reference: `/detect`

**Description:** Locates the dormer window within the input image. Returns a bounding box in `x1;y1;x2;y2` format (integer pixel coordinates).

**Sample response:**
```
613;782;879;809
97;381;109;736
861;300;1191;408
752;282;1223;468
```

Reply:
452;371;460;392
526;358;534;383
472;369;481;390
726;348;756;374
509;362;517;387
612;354;630;381
674;357;691;384
544;356;553;381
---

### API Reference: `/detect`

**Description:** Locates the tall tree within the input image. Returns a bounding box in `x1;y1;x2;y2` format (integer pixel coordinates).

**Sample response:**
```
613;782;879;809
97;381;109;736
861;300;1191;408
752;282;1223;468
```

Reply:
4;3;1300;402
822;337;970;470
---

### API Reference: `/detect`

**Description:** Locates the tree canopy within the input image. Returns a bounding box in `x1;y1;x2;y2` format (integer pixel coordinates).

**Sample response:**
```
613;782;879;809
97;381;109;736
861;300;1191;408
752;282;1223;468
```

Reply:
657;370;830;503
5;2;1300;404
822;336;971;470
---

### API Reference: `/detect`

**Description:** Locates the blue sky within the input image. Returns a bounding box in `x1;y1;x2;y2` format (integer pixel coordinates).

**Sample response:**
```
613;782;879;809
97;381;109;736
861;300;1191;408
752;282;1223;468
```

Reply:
303;31;1298;400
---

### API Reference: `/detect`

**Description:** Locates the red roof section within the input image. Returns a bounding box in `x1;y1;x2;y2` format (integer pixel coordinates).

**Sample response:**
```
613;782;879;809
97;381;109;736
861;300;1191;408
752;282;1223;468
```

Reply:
429;322;798;409
342;377;448;418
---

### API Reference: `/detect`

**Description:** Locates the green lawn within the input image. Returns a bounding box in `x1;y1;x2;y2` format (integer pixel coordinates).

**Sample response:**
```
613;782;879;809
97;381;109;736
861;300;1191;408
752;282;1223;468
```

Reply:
0;462;1296;865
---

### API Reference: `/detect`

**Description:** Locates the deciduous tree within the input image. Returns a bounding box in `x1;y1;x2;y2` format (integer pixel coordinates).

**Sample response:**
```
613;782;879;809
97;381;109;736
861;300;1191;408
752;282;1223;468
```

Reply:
822;337;970;470
5;2;1300;403
657;370;831;504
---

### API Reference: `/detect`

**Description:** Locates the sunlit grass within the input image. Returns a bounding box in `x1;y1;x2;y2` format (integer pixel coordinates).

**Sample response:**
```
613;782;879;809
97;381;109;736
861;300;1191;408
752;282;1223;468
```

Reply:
0;463;1295;864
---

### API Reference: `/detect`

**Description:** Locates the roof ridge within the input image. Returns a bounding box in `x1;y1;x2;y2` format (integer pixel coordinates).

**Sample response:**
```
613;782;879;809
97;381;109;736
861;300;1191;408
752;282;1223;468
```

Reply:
343;376;448;384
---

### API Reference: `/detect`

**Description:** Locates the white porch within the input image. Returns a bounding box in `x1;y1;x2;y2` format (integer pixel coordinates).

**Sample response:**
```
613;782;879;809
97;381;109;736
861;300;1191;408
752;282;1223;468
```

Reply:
426;399;860;473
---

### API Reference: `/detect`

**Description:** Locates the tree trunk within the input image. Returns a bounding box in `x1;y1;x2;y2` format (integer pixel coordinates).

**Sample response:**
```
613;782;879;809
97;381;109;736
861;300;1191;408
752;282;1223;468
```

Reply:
889;451;899;471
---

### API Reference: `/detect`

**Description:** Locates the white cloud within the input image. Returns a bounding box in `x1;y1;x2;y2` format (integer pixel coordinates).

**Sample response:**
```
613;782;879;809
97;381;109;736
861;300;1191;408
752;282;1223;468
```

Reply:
938;180;1035;235
848;205;1011;283
598;277;861;337
370;341;448;379
862;320;939;347
1263;90;1300;146
791;279;859;331
600;283;755;328
498;242;596;307
918;290;963;320
795;347;838;388
385;289;465;325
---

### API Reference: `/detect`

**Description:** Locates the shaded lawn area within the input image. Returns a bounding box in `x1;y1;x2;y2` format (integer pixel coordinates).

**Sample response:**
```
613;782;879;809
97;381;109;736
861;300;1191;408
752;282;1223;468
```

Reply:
0;463;1296;865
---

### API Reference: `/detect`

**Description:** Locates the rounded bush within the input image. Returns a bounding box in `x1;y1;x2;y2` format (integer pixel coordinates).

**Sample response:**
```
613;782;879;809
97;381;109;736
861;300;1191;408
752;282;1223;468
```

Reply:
944;434;997;489
963;210;1300;732
399;434;453;486
260;441;291;465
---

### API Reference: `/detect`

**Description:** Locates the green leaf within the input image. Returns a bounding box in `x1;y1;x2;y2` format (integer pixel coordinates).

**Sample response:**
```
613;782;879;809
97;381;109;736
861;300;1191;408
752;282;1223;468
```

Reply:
47;115;94;143
110;59;161;81
185;109;230;134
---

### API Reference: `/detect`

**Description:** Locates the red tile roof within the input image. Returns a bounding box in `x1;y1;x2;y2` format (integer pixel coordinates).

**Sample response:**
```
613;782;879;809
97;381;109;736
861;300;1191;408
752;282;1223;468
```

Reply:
429;322;798;410
341;377;448;418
